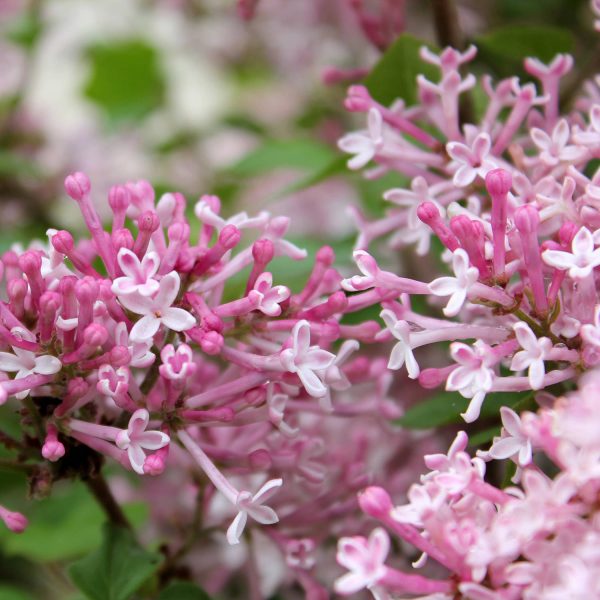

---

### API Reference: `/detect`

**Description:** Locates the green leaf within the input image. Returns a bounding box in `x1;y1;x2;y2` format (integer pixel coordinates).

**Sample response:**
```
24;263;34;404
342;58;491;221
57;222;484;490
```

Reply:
83;39;166;124
228;139;336;177
475;25;574;74
274;154;347;199
0;585;35;600
364;34;439;106
6;15;42;50
69;524;160;600
395;391;529;430
0;481;147;562
158;581;212;600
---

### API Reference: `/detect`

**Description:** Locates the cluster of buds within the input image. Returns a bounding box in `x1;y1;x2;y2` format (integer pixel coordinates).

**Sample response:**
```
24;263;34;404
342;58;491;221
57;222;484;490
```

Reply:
336;368;600;599
0;170;397;564
338;39;600;421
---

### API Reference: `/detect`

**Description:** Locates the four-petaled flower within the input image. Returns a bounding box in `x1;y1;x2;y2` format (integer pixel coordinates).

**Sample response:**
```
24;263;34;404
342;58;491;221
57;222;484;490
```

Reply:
530;119;587;166
227;478;283;545
112;248;160;297
542;226;600;280
118;271;196;342
446;340;495;422
510;322;552;390
430;249;479;317
159;343;196;381
338;108;384;170
0;329;62;400
115;409;170;475
486;407;533;467
280;320;336;398
253;272;290;317
446;132;496;187
380;309;419;378
334;528;389;595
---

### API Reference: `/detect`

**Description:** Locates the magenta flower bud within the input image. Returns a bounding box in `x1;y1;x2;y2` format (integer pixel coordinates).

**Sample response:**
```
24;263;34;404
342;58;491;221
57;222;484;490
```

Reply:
344;85;371;112
75;277;99;303
485;168;512;197
176;247;195;272
168;221;188;243
64;171;91;201
68;376;89;399
83;323;108;347
252;239;275;265
358;486;393;518
108;184;131;213
7;278;27;303
1;510;28;533
18;250;42;274
316;245;335;266
143;453;166;476
219;224;241;250
112;228;134;251
42;438;65;462
138;210;160;233
417;201;441;226
40;291;61;315
203;313;224;333
52;230;74;254
419;367;449;389
244;386;266;407
109;345;132;367
128;179;155;204
558;221;578;247
249;449;272;470
514;205;540;234
200;330;224;355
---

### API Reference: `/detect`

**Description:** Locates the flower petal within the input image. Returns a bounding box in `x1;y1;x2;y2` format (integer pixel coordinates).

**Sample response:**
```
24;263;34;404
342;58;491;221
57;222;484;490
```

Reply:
130;315;160;342
161;307;196;332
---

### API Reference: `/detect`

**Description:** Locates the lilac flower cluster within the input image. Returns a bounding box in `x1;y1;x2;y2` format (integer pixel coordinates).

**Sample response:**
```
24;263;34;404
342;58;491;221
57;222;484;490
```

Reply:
0;170;392;555
332;1;600;596
339;44;600;422
336;370;600;599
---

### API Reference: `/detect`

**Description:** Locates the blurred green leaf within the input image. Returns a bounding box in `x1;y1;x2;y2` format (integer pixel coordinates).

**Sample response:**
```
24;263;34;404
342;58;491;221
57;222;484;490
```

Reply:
395;391;529;430
0;585;35;600
468;426;502;447
0;151;41;178
364;34;439;106
83;39;166;124
275;155;347;199
0;481;147;562
228;139;336;177
475;25;574;75
69;523;160;600
5;14;42;50
158;580;212;600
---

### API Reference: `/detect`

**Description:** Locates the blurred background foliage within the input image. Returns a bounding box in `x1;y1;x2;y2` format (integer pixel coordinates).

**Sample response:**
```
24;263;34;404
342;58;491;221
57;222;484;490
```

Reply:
0;0;597;598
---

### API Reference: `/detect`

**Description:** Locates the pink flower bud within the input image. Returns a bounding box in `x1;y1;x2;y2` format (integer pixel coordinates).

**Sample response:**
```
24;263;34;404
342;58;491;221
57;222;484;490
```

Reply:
252;239;275;265
249;449;272;469
112;228;134;251
200;330;224;355
52;230;75;254
108;185;131;212
2;510;28;533
358;486;393;518
143;453;166;476
168;221;188;243
514;205;540;234
18;250;42;274
75;277;99;303
109;345;132;367
219;224;241;250
64;172;91;201
316;245;335;266
83;323;108;347
485;168;512;197
42;438;65;462
558;221;578;246
138;210;160;233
